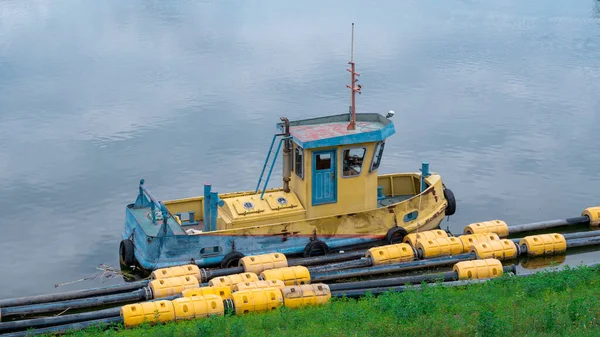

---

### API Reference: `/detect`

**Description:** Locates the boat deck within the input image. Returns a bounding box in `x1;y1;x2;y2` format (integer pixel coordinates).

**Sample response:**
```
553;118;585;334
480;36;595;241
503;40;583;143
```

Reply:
378;194;413;207
129;206;187;236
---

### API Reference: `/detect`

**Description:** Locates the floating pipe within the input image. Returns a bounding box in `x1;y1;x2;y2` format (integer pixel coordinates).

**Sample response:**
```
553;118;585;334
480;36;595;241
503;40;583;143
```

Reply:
510;230;600;246
307;258;373;273
330;279;489;299
201;250;367;281
10;263;599;336
0;316;123;337
329;265;516;293
209;229;600;281
464;216;591;237
205;231;600;282
0;294;180;333
329;271;457;291
565;236;600;248
311;253;476;283
506;216;590;234
0;280;149;309
289;250;367;267
0;307;120;333
0;288;150;318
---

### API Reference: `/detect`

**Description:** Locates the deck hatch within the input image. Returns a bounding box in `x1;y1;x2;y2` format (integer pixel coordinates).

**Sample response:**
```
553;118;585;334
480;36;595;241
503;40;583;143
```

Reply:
266;195;297;210
233;198;264;215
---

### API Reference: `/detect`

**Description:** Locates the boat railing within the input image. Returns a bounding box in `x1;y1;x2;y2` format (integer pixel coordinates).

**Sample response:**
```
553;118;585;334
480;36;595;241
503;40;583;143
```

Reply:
254;134;292;199
134;179;173;225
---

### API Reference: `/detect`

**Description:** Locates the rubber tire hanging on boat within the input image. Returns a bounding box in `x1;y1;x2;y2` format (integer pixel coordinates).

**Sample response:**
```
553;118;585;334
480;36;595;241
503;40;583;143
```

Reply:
385;227;407;244
119;240;135;266
443;188;456;216
220;251;245;269
303;240;330;257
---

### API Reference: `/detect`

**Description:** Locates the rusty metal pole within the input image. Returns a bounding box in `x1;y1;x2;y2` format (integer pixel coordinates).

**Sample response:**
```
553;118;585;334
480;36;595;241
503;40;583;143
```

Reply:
346;23;360;130
281;117;291;193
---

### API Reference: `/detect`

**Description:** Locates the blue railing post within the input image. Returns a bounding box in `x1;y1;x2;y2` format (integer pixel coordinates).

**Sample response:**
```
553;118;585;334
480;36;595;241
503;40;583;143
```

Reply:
160;202;169;223
210;192;224;232
260;137;289;199
134;179;152;209
203;184;212;232
420;162;430;192
255;134;280;194
377;186;385;200
138;179;145;197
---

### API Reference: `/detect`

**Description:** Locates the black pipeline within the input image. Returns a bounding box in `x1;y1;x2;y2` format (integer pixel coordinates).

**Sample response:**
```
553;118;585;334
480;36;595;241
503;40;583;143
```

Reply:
463;215;592;237
316;232;600;283
203;250;368;280
505;216;590;235
330;262;599;299
329;265;516;294
0;295;180;334
509;230;600;246
0;280;149;309
0;288;150;319
311;253;476;283
0;316;123;337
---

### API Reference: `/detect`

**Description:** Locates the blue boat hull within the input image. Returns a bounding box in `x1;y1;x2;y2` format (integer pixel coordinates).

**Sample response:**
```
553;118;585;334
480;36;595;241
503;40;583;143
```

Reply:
121;203;445;271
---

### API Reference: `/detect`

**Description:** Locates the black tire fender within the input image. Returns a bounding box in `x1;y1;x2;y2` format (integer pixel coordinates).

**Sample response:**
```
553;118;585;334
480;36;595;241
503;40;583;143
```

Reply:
444;188;456;216
119;239;135;266
220;251;245;269
385;226;407;244
303;240;330;257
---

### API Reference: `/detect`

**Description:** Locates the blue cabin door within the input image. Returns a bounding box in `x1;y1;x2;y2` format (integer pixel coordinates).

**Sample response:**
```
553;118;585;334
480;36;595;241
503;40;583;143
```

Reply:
312;150;337;205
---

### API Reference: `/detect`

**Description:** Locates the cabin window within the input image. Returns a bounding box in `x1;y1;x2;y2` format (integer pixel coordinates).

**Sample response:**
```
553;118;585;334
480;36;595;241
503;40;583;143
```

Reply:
342;147;366;177
370;141;385;172
315;153;331;170
294;147;304;179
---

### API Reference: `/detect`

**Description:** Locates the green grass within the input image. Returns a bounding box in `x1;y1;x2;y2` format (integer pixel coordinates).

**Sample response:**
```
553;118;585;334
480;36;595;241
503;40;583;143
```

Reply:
50;264;600;337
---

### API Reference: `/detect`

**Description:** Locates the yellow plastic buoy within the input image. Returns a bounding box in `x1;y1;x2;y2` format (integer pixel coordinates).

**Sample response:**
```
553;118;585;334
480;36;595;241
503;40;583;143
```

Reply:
239;253;288;274
582;206;600;227
415;237;464;258
120;300;175;327
366;243;415;265
403;229;448;247
182;285;232;301
149;275;199;299
150;264;202;282
232;280;286;292
172;294;224;321
453;259;504;280
519;233;567;257
471;239;518;260
231;287;284;314
260;266;311;286
463;220;509;238
281;284;331;309
458;233;500;253
208;272;259;289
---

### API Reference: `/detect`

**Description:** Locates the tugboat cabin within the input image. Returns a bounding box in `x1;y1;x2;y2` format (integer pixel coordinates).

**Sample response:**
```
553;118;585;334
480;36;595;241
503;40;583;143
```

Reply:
283;113;394;219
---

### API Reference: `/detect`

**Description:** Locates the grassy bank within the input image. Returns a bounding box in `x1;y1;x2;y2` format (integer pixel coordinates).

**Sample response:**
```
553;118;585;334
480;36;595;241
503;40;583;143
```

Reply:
50;265;600;337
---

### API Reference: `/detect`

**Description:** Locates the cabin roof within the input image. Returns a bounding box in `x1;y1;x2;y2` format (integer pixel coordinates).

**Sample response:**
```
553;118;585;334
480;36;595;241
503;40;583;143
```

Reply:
277;113;395;149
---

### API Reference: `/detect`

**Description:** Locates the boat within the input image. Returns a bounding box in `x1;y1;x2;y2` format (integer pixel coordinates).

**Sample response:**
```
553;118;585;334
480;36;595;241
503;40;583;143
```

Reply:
119;25;457;273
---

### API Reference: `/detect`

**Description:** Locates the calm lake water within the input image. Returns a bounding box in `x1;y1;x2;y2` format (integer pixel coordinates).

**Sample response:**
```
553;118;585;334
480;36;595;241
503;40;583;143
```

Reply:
1;0;599;298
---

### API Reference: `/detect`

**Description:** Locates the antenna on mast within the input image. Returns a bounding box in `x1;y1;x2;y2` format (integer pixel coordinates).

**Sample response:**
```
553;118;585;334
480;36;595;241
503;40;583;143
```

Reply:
346;22;361;130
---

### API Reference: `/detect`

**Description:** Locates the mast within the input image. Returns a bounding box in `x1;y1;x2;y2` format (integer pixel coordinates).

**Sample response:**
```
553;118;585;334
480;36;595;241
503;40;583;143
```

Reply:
346;22;361;131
